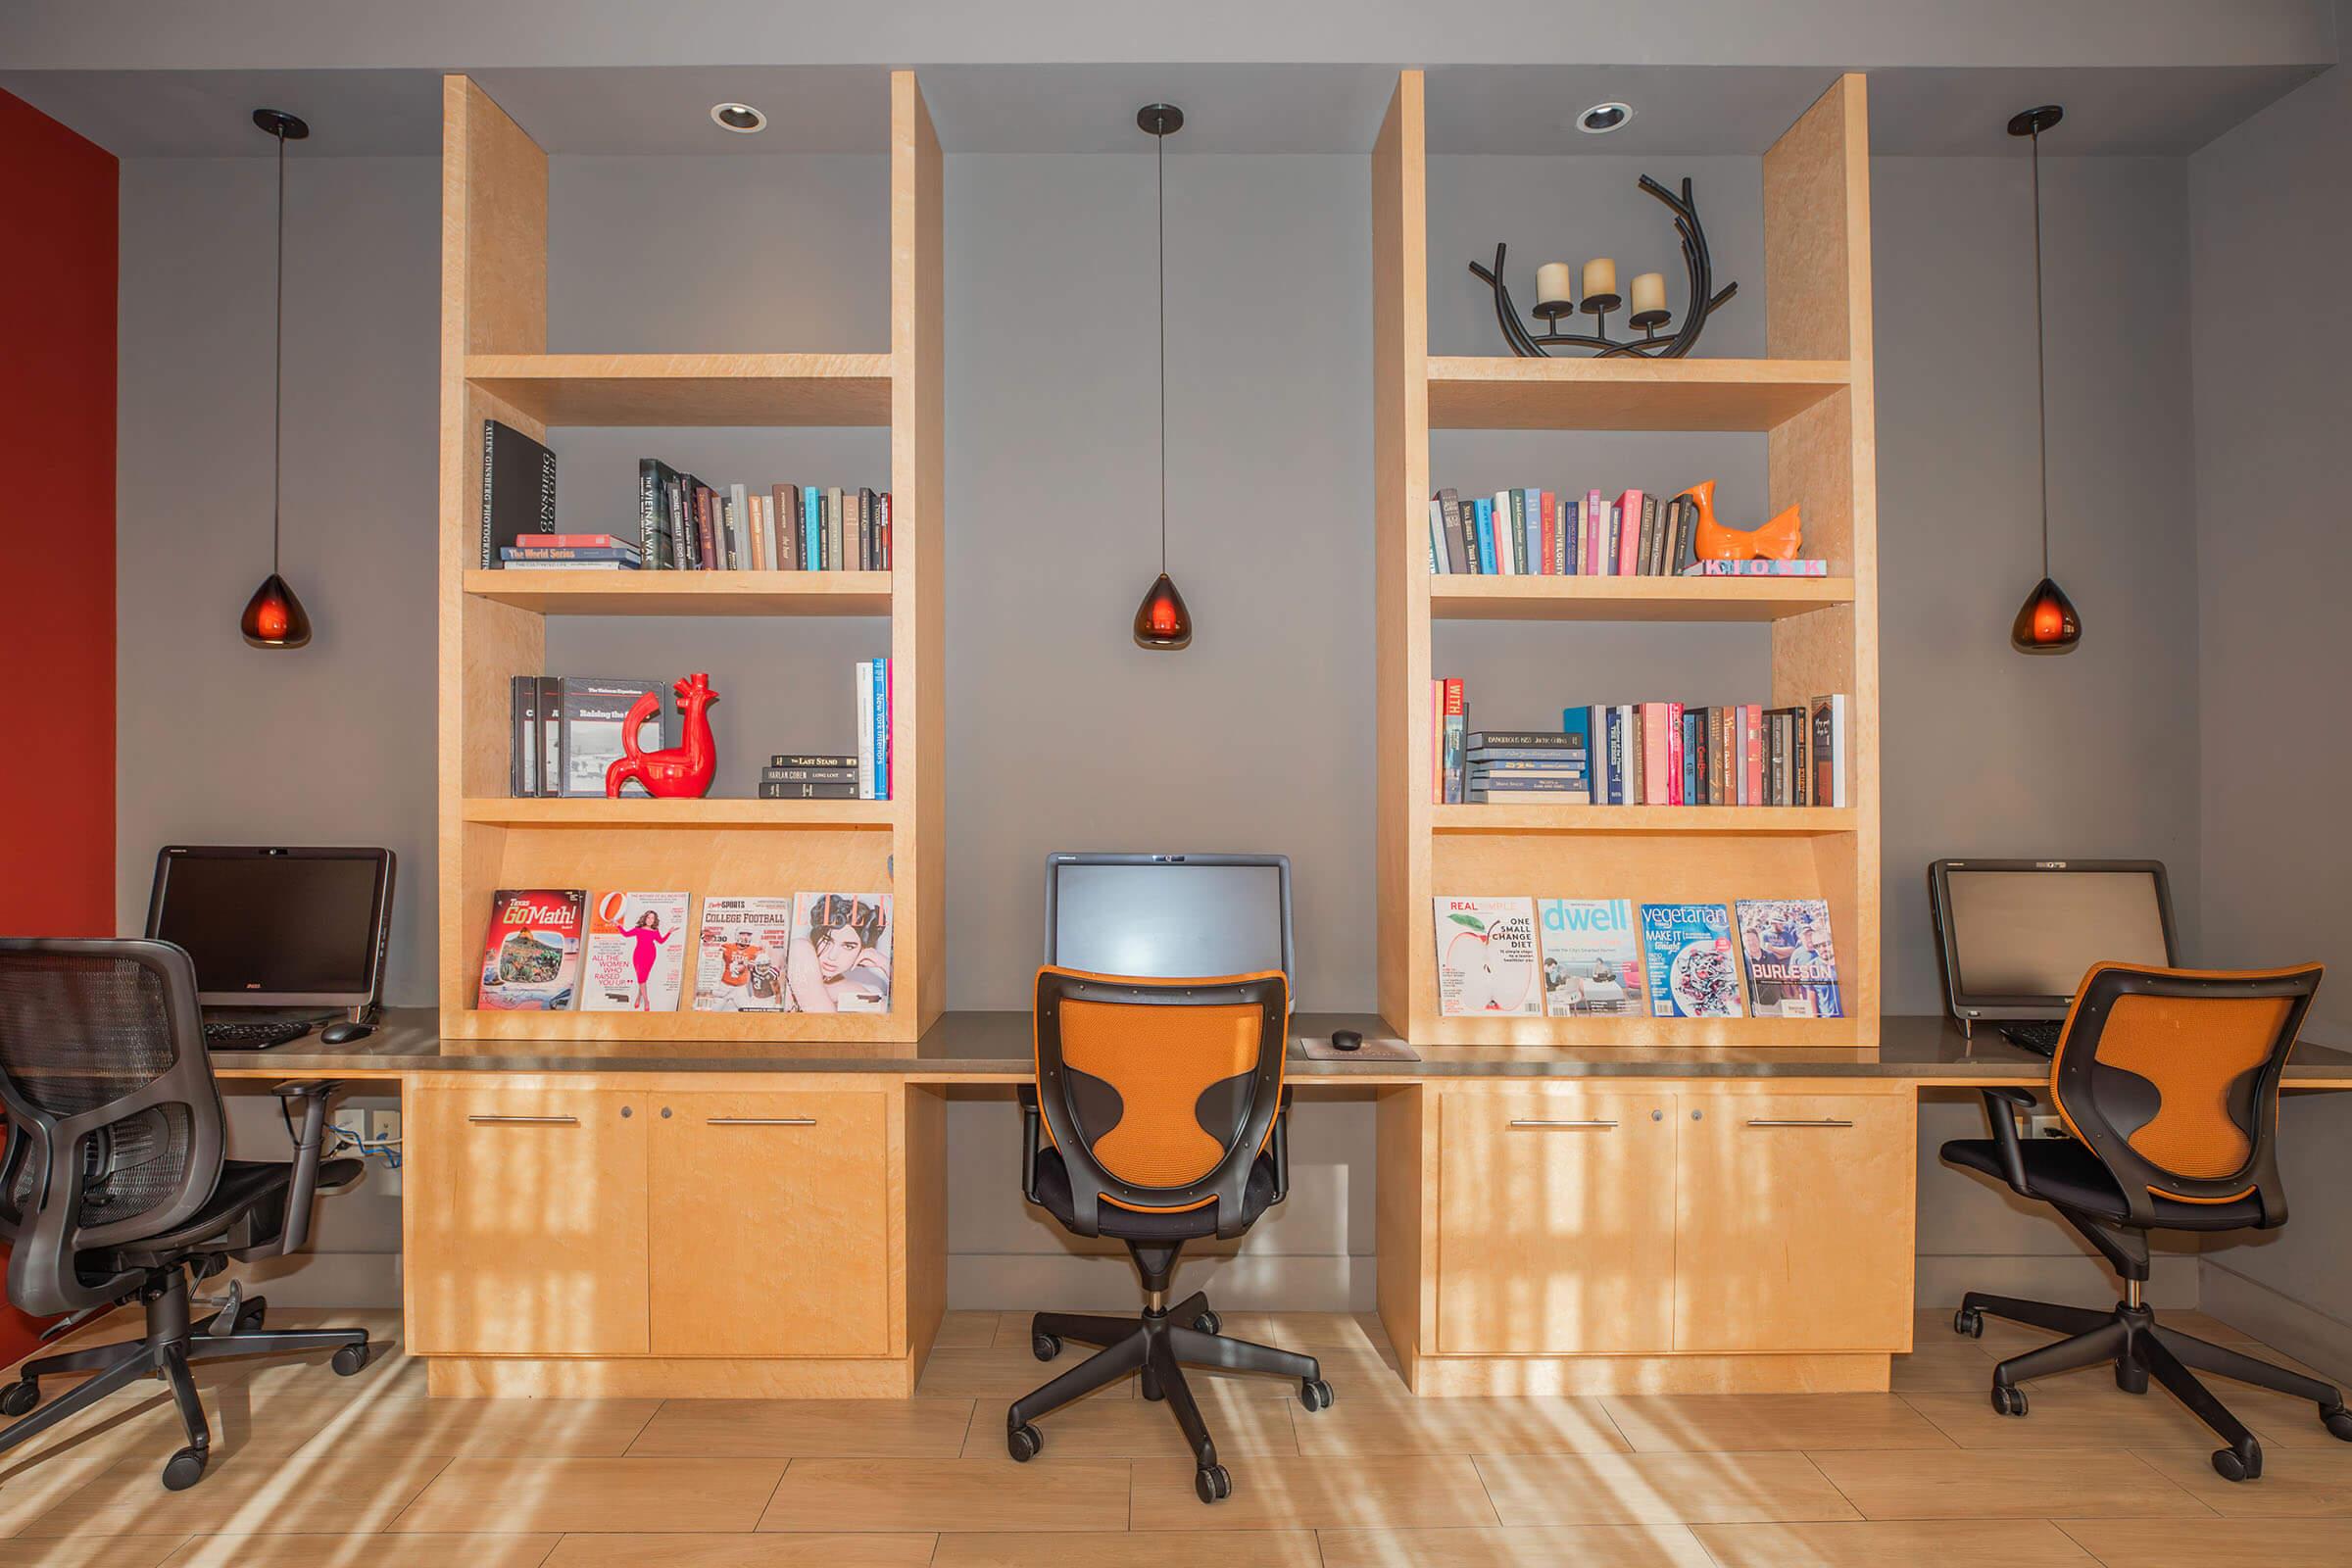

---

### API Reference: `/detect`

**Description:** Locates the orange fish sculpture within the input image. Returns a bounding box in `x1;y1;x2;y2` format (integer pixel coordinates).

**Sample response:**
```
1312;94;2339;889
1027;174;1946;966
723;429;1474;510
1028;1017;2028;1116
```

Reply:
1678;479;1802;562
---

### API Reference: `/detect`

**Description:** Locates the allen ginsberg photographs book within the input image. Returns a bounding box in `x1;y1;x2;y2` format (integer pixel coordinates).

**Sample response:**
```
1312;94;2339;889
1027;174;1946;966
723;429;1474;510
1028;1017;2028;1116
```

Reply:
785;893;893;1013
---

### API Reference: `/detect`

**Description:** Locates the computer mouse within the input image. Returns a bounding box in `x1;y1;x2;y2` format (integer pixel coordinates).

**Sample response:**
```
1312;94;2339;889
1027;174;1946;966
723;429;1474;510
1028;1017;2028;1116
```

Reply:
1330;1029;1363;1053
318;1019;374;1045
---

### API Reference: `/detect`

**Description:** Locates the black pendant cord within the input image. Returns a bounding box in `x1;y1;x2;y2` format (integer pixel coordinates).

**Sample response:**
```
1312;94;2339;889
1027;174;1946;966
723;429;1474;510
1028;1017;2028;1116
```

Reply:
270;122;287;577
1154;124;1167;576
2028;122;2049;580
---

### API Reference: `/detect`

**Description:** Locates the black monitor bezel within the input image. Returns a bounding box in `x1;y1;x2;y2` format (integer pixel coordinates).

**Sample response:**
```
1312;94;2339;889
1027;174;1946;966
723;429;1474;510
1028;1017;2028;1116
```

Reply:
1043;852;1296;1007
1928;858;2178;1022
144;845;396;1010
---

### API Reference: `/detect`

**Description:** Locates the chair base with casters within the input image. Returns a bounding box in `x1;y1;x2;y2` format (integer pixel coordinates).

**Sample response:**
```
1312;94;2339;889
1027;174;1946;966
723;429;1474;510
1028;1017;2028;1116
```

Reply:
0;1257;370;1490
1006;1237;1333;1505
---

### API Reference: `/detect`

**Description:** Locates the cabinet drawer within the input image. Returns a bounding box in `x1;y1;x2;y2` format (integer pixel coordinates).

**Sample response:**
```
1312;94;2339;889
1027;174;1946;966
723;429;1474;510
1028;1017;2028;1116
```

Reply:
1436;1089;1676;1354
405;1086;650;1356
1673;1092;1915;1352
649;1091;892;1356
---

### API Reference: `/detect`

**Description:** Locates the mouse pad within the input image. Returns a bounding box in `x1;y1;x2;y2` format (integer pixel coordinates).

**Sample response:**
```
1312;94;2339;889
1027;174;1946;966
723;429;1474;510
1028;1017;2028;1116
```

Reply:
1296;1036;1421;1061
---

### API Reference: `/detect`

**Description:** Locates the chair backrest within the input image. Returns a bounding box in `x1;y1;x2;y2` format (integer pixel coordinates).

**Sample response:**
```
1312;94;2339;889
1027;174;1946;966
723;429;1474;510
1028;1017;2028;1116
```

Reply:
1032;966;1287;1238
0;940;226;1314
2050;961;2321;1226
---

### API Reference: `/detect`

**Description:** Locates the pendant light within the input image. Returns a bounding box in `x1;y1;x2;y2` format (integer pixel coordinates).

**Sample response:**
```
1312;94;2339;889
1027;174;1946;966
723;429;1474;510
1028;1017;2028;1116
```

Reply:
2006;105;2081;655
1131;103;1193;651
239;108;314;650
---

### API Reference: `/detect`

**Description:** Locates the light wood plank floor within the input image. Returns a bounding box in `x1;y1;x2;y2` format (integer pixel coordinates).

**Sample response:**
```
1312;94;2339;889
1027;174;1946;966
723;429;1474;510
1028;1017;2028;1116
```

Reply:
2;1307;2348;1565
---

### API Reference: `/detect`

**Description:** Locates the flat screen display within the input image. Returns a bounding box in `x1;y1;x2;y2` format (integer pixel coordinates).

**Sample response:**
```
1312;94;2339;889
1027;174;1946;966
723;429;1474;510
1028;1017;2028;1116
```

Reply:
150;852;387;1002
1049;860;1288;983
1945;868;2172;1003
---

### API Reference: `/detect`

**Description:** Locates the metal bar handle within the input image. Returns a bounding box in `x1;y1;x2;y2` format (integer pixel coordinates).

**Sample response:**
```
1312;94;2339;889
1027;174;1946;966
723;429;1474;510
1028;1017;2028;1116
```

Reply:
466;1114;578;1126
1508;1118;1619;1130
1745;1117;1854;1128
707;1116;817;1126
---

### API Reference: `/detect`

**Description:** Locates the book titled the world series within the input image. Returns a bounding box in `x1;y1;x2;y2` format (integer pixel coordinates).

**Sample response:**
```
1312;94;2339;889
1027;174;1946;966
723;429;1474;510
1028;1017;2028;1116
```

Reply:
1431;897;1542;1017
581;891;690;1012
1735;899;1842;1018
1640;903;1745;1018
477;889;585;1010
1538;899;1645;1016
694;897;796;1012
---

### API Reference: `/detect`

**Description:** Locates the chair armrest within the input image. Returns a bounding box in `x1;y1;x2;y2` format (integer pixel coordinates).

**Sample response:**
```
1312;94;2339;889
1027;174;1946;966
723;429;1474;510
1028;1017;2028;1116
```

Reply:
269;1081;345;1257
1018;1085;1042;1205
1978;1086;2036;1192
1270;1087;1293;1205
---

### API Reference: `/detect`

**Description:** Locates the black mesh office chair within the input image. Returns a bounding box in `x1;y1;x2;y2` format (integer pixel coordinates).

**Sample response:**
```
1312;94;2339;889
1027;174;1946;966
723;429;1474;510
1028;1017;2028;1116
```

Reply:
1942;961;2352;1482
0;939;372;1490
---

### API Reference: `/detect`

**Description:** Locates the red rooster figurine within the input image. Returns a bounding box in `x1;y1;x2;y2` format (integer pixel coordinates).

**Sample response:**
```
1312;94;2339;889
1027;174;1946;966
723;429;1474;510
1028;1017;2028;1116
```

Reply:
605;672;719;800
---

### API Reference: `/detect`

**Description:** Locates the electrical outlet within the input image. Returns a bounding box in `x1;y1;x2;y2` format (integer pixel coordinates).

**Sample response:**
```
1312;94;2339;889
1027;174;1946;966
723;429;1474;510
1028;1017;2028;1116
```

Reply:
2025;1111;2069;1141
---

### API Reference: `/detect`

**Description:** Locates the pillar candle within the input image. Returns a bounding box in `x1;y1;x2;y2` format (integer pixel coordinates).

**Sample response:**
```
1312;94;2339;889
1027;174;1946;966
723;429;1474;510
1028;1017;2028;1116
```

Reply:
1536;262;1574;306
1583;258;1617;298
1630;271;1667;315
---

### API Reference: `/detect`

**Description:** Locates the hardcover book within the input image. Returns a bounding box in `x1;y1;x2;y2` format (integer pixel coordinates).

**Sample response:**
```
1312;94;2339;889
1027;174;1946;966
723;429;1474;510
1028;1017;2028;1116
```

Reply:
693;897;796;1011
1640;903;1745;1018
1735;899;1843;1018
1811;694;1849;808
477;889;585;1010
787;892;894;1013
555;677;678;798
480;419;558;568
1440;678;1467;804
581;891;690;1012
1431;897;1542;1016
1539;899;1644;1016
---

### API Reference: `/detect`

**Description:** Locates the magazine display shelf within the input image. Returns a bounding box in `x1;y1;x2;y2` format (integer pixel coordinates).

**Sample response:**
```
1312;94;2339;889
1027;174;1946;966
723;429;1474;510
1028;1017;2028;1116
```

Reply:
436;73;945;1044
1373;72;1882;1049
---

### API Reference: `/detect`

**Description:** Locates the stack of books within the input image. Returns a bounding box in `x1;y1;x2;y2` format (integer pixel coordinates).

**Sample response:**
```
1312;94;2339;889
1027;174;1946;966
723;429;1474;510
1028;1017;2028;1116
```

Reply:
759;754;859;801
1466;729;1590;805
499;533;641;570
1426;485;1824;579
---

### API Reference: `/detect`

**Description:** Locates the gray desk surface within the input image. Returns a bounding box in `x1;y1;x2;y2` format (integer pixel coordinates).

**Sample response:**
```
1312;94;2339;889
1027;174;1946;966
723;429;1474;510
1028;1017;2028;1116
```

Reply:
215;1009;2352;1089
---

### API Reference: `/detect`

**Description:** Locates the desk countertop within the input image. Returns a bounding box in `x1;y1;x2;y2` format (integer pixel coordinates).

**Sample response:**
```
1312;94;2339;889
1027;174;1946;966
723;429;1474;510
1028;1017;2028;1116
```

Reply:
216;1010;2352;1090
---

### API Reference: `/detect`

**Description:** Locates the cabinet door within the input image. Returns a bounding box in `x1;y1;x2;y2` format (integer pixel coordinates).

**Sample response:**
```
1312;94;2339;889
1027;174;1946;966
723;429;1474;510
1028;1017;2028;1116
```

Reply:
1673;1092;1915;1352
1436;1089;1676;1354
406;1085;650;1355
648;1090;892;1356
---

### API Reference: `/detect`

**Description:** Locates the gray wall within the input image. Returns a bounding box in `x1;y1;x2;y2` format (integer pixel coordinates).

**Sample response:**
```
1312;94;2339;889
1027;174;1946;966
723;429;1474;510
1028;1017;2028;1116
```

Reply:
2185;27;2352;1370
115;135;2225;1310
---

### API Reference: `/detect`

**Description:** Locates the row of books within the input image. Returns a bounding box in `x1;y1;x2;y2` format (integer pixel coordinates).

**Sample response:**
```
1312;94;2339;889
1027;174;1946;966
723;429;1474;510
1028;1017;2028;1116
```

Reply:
1426;486;1825;579
1435;896;1840;1020
478;889;893;1014
635;462;891;573
1428;684;1848;808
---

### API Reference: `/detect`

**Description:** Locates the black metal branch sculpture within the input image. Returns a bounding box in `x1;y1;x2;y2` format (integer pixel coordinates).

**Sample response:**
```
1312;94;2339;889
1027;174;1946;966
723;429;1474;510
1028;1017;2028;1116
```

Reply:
1468;174;1739;358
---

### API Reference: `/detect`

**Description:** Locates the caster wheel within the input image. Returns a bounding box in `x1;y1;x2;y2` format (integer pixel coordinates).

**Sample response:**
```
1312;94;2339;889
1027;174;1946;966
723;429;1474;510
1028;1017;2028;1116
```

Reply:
1990;1384;2029;1417
330;1343;371;1378
1006;1423;1042;1463
162;1446;208;1491
1192;1309;1221;1335
0;1380;37;1418
235;1297;268;1333
2211;1442;2262;1483
1298;1377;1334;1412
1195;1463;1231;1504
2115;1357;2149;1396
2322;1403;2352;1442
1952;1306;1984;1339
1031;1332;1061;1363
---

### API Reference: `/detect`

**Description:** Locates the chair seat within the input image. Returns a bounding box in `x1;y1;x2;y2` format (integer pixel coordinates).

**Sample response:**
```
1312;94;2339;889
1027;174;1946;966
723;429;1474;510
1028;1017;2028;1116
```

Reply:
105;1157;364;1267
1034;1148;1277;1240
1941;1138;2264;1230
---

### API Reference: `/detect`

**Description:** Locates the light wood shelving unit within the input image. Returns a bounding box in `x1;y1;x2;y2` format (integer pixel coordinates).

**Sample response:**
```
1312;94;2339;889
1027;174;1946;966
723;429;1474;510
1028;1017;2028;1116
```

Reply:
436;73;945;1044
1374;71;1882;1049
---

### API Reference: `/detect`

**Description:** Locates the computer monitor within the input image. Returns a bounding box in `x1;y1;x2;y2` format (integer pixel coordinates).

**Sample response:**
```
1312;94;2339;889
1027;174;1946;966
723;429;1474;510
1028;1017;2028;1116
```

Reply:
1044;853;1294;1003
1929;858;2178;1023
145;846;396;1010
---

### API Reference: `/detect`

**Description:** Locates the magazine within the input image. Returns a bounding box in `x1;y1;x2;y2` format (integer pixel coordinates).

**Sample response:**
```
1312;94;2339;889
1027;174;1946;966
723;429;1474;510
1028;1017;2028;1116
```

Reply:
693;897;796;1011
786;892;894;1013
1431;897;1542;1016
1639;903;1745;1018
1538;898;1645;1016
581;891;690;1012
476;889;585;1010
1734;899;1843;1018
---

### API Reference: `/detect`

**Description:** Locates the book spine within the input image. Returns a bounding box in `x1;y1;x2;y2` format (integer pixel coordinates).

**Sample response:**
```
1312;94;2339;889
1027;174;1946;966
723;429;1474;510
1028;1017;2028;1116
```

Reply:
1494;492;1515;576
801;486;818;569
1427;498;1446;575
637;462;662;564
881;657;894;800
880;491;893;570
760;780;862;800
1441;678;1466;804
1429;679;1440;803
1616;490;1643;575
855;662;874;799
1583;491;1603;575
1644;494;1665;575
479;420;497;568
1637;495;1658;576
536;446;558;536
1537;491;1554;576
511;675;529;797
1641;702;1672;806
770;754;858;768
1472;498;1494;574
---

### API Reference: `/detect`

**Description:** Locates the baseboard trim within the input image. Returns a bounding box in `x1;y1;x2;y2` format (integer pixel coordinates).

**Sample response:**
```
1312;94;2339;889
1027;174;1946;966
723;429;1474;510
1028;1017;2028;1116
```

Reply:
424;1353;919;1398
1409;1352;1889;1396
2199;1261;2352;1382
948;1252;1373;1312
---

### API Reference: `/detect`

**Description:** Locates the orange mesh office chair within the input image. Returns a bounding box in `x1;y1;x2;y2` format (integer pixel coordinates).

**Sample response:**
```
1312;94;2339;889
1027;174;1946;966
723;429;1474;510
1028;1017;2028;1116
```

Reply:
1942;962;2351;1482
1008;966;1331;1504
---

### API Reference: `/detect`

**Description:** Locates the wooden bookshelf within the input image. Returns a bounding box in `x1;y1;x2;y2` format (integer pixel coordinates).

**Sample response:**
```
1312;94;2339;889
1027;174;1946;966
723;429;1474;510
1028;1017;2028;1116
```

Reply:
436;73;945;1042
1374;71;1882;1048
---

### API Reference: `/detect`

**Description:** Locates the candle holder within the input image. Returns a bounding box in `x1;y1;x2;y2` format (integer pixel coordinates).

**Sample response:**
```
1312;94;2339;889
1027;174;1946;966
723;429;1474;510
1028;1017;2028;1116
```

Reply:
1468;174;1739;358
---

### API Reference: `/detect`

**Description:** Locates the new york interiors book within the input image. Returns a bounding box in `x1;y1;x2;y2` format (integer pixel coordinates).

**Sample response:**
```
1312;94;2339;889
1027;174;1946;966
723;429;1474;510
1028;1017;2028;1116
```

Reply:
1640;903;1745;1018
581;891;690;1012
1538;899;1644;1016
1734;899;1842;1018
1431;897;1542;1017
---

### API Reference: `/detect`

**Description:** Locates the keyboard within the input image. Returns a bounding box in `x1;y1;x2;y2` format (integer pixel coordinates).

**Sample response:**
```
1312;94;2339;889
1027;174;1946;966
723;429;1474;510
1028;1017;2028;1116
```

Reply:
1997;1020;2065;1057
202;1017;318;1050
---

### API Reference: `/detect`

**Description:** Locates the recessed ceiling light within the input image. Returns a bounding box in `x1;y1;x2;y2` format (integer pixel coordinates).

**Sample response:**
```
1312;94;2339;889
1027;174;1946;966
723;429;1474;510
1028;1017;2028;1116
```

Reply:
1577;101;1634;135
710;102;767;133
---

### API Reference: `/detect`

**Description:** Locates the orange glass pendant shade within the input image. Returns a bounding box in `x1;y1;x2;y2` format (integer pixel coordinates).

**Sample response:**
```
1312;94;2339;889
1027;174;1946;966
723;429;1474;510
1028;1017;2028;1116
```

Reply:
2010;575;2081;654
239;572;312;649
1133;572;1193;650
